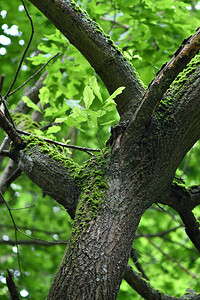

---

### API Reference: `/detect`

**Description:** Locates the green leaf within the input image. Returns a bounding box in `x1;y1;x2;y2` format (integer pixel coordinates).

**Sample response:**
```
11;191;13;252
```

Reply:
83;85;95;109
55;117;68;123
106;86;126;102
46;125;61;135
65;99;82;109
39;87;50;106
100;120;116;126
27;54;51;66
22;96;42;113
89;76;103;102
87;115;98;130
103;100;117;111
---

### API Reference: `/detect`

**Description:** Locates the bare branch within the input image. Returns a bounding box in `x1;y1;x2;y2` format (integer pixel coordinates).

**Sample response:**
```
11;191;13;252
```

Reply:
124;265;178;300
17;129;101;155
0;239;67;246
0;74;5;97
99;17;130;29
8;52;60;97
0;192;22;274
0;223;67;235
0;192;68;248
135;225;182;239
5;0;34;98
139;230;198;278
130;248;149;280
161;184;200;252
0;150;11;157
6;269;20;300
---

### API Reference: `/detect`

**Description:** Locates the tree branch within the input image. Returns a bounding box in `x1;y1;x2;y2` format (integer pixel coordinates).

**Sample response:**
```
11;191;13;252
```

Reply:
130;248;149;280
6;269;20;300
9;137;89;218
126;28;200;135
0;239;67;246
139;230;198;278
0;110;24;147
124;265;178;300
124;265;200;300
5;0;34;98
160;184;200;252
28;0;145;120
17;129;101;155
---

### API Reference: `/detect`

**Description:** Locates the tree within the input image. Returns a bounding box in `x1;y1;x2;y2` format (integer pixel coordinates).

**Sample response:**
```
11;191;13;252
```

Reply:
0;0;200;299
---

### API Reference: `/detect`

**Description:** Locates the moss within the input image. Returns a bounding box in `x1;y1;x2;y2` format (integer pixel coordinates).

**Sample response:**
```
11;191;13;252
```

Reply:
21;134;80;174
12;113;39;132
68;150;110;251
170;54;200;89
155;54;200;126
21;131;110;261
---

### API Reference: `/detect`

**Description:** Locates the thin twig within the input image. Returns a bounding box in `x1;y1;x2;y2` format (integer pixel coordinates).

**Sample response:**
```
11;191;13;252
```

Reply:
0;135;9;152
139;230;198;278
0;192;22;275
0;74;5;97
0;224;67;235
0;239;68;246
8;52;61;97
100;17;129;29
0;192;67;255
10;204;35;210
5;0;34;98
6;168;22;188
130;248;149;280
17;129;101;154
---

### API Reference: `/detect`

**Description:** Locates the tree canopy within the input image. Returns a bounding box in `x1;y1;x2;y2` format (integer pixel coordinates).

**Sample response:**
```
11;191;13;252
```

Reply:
0;0;200;299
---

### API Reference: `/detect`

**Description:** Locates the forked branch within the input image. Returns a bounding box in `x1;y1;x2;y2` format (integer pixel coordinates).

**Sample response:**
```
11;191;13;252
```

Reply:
126;28;200;135
160;184;200;252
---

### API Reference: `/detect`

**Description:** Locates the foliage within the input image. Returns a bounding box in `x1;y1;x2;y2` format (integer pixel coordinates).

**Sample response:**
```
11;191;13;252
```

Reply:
1;0;200;299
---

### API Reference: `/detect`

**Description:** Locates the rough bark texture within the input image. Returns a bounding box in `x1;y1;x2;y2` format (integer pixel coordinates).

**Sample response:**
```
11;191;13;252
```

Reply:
1;1;200;299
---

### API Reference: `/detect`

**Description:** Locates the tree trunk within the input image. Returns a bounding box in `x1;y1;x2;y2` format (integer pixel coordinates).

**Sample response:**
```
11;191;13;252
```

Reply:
1;1;200;299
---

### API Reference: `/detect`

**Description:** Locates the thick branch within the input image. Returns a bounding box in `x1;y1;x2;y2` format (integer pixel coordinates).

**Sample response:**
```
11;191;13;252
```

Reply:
28;0;145;120
124;265;200;300
161;184;200;252
126;28;200;135
124;265;177;300
10;141;82;218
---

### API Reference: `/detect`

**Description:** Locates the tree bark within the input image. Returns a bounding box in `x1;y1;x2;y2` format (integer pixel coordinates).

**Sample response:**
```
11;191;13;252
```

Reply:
1;1;200;299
